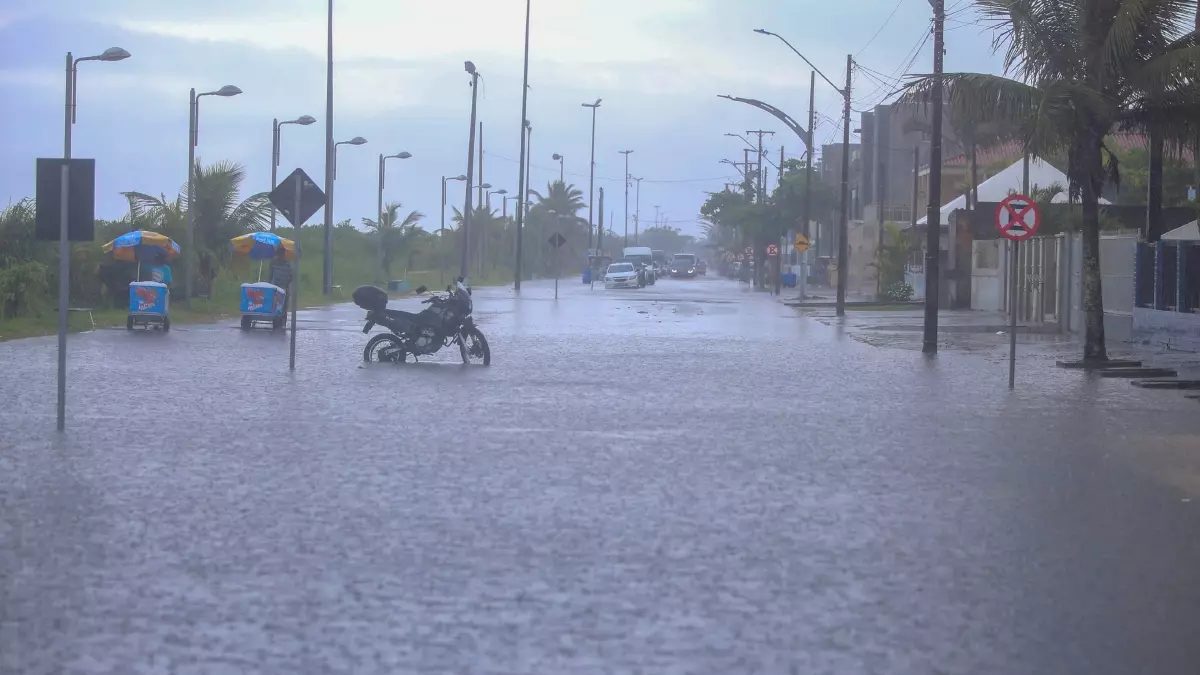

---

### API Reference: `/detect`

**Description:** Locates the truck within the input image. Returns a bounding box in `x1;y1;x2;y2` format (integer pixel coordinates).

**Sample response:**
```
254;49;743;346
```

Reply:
622;246;656;285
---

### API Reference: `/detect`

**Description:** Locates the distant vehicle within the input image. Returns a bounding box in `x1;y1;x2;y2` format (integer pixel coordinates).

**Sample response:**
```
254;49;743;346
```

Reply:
697;259;708;275
604;262;640;289
622;246;656;285
652;250;669;275
670;253;697;278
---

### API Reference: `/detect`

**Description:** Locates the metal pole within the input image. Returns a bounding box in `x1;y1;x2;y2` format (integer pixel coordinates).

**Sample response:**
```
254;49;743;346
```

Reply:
478;121;485;207
588;106;597;249
921;0;944;353
461;70;479;279
634;177;642;244
597;187;605;251
290;179;301;371
57;52;73;431
186;87;196;305
876;118;887;297
440;176;447;287
836;54;851;316
322;0;335;294
1009;153;1029;388
621;150;631;247
804;71;814;240
377;153;385;279
558;156;564;183
911;145;920;229
516;6;531;290
271;118;279;231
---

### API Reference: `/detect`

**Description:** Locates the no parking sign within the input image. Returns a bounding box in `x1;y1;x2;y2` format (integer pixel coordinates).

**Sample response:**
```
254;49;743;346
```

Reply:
995;193;1041;241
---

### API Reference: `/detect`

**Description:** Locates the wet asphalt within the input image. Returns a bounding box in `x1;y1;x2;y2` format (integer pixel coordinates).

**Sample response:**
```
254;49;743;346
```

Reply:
2;275;1199;674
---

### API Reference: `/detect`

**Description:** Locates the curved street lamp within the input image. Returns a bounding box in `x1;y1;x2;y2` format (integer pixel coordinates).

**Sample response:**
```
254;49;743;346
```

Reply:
271;114;317;230
186;83;242;304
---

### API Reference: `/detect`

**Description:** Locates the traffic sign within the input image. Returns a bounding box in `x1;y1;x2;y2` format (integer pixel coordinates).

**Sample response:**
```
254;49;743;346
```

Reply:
547;232;566;248
766;243;779;256
793;233;810;253
995;193;1040;242
36;158;95;241
270;168;326;227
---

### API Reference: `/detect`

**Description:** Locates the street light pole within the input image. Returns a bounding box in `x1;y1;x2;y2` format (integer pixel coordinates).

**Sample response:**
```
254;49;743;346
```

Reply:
619;150;633;248
322;0;335;294
462;62;480;280
376;150;412;278
57;47;129;431
552;153;564;183
441;174;466;286
582;99;601;249
271;115;316;231
837;53;852;317
514;0;531;293
187;84;242;305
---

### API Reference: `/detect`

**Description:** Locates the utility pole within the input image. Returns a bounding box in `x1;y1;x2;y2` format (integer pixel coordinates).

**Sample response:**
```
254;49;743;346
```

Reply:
747;130;775;200
597;187;605;251
804;71;815;242
836;53;852;317
922;0;944;353
620;150;633;248
478;121;485;206
461;63;480;280
514;0;531;291
321;0;335;294
875;116;888;297
634;177;643;244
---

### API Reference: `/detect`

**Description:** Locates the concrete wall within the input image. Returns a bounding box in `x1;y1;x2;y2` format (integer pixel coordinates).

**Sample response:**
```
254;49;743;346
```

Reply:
971;240;1004;311
1133;308;1200;350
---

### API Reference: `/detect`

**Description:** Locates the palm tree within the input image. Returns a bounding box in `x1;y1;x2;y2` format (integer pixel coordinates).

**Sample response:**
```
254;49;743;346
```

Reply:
362;202;425;278
529;180;585;218
124;160;270;292
901;0;1199;362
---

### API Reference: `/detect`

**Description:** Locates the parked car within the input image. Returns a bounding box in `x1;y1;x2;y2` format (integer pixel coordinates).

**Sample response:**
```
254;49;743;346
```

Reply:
696;259;708;275
604;262;641;289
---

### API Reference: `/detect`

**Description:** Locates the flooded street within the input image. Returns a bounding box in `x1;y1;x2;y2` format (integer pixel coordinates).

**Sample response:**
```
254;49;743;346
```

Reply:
2;276;1199;674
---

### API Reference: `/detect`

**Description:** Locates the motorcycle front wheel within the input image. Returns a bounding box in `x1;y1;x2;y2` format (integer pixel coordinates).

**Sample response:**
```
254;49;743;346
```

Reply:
363;333;407;363
458;327;491;366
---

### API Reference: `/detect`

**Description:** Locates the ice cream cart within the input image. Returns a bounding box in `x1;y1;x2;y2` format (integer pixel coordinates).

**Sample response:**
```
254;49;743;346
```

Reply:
238;281;287;330
230;232;297;331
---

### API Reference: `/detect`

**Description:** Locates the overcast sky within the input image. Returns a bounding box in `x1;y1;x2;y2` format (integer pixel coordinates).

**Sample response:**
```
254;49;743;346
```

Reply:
0;0;1004;236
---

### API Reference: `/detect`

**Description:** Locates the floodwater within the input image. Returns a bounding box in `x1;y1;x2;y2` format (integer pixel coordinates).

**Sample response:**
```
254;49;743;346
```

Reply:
2;276;1198;674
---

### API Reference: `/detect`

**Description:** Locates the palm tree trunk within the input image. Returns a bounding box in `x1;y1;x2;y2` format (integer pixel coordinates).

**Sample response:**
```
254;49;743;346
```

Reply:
1078;135;1108;362
1147;125;1164;241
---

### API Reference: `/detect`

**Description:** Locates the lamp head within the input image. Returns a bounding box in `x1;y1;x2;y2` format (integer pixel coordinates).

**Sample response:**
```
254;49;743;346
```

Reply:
294;115;316;125
99;47;131;61
464;60;477;74
552;153;562;160
215;85;242;97
347;136;367;145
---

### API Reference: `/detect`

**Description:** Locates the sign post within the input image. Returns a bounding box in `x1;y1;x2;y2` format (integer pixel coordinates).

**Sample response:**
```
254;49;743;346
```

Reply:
548;232;566;299
995;193;1041;389
269;168;327;371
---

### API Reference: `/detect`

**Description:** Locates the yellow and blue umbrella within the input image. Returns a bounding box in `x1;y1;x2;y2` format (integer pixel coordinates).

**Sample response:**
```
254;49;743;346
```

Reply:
230;232;297;261
102;230;181;262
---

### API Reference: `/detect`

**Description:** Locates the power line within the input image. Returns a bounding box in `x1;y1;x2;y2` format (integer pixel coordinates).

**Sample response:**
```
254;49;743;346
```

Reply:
487;150;737;184
855;0;908;57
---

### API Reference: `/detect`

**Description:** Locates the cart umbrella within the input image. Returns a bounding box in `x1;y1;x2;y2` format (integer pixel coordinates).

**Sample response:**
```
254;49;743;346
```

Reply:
230;232;297;261
102;230;182;262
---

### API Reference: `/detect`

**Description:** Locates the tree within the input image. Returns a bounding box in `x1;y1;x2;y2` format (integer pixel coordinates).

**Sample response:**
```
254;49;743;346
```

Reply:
900;0;1200;362
529;180;585;218
124;160;270;293
362;202;425;278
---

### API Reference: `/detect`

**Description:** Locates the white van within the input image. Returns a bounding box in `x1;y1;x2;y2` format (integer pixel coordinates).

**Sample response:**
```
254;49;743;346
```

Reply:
622;246;656;285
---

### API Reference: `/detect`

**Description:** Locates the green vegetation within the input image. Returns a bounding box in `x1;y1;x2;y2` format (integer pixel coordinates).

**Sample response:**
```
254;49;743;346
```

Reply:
0;164;591;340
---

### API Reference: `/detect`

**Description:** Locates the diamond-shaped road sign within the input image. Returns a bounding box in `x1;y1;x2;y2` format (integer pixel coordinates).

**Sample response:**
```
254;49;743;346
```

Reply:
547;232;567;248
269;168;326;227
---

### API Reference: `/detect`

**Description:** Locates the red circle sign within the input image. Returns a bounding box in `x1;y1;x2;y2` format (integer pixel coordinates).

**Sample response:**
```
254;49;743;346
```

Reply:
766;244;779;256
995;194;1041;241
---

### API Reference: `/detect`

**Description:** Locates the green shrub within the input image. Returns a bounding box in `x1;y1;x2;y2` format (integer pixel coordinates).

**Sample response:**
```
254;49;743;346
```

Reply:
881;281;914;302
0;261;50;319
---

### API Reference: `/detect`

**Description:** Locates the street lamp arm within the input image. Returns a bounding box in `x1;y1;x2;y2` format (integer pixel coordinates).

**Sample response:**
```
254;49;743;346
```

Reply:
753;29;843;94
717;95;811;151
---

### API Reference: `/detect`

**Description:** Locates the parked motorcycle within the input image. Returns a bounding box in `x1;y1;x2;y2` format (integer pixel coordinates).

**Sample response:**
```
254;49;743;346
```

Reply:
354;279;491;365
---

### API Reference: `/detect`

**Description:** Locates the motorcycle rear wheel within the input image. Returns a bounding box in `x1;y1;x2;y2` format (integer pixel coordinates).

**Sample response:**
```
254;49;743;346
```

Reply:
363;333;407;363
458;327;491;366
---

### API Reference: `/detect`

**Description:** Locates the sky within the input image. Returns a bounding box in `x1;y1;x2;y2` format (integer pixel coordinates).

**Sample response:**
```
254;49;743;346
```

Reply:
0;0;1006;237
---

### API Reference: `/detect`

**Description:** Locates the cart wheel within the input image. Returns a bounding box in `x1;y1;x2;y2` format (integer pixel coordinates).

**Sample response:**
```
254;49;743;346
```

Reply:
162;317;171;332
240;315;252;331
126;316;134;331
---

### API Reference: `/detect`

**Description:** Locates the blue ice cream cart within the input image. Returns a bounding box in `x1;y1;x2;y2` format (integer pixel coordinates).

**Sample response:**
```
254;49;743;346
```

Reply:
230;232;297;331
238;282;287;330
103;230;180;332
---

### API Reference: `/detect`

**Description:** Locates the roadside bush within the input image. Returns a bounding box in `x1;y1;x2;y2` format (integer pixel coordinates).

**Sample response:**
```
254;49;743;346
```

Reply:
0;260;50;319
881;281;914;302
